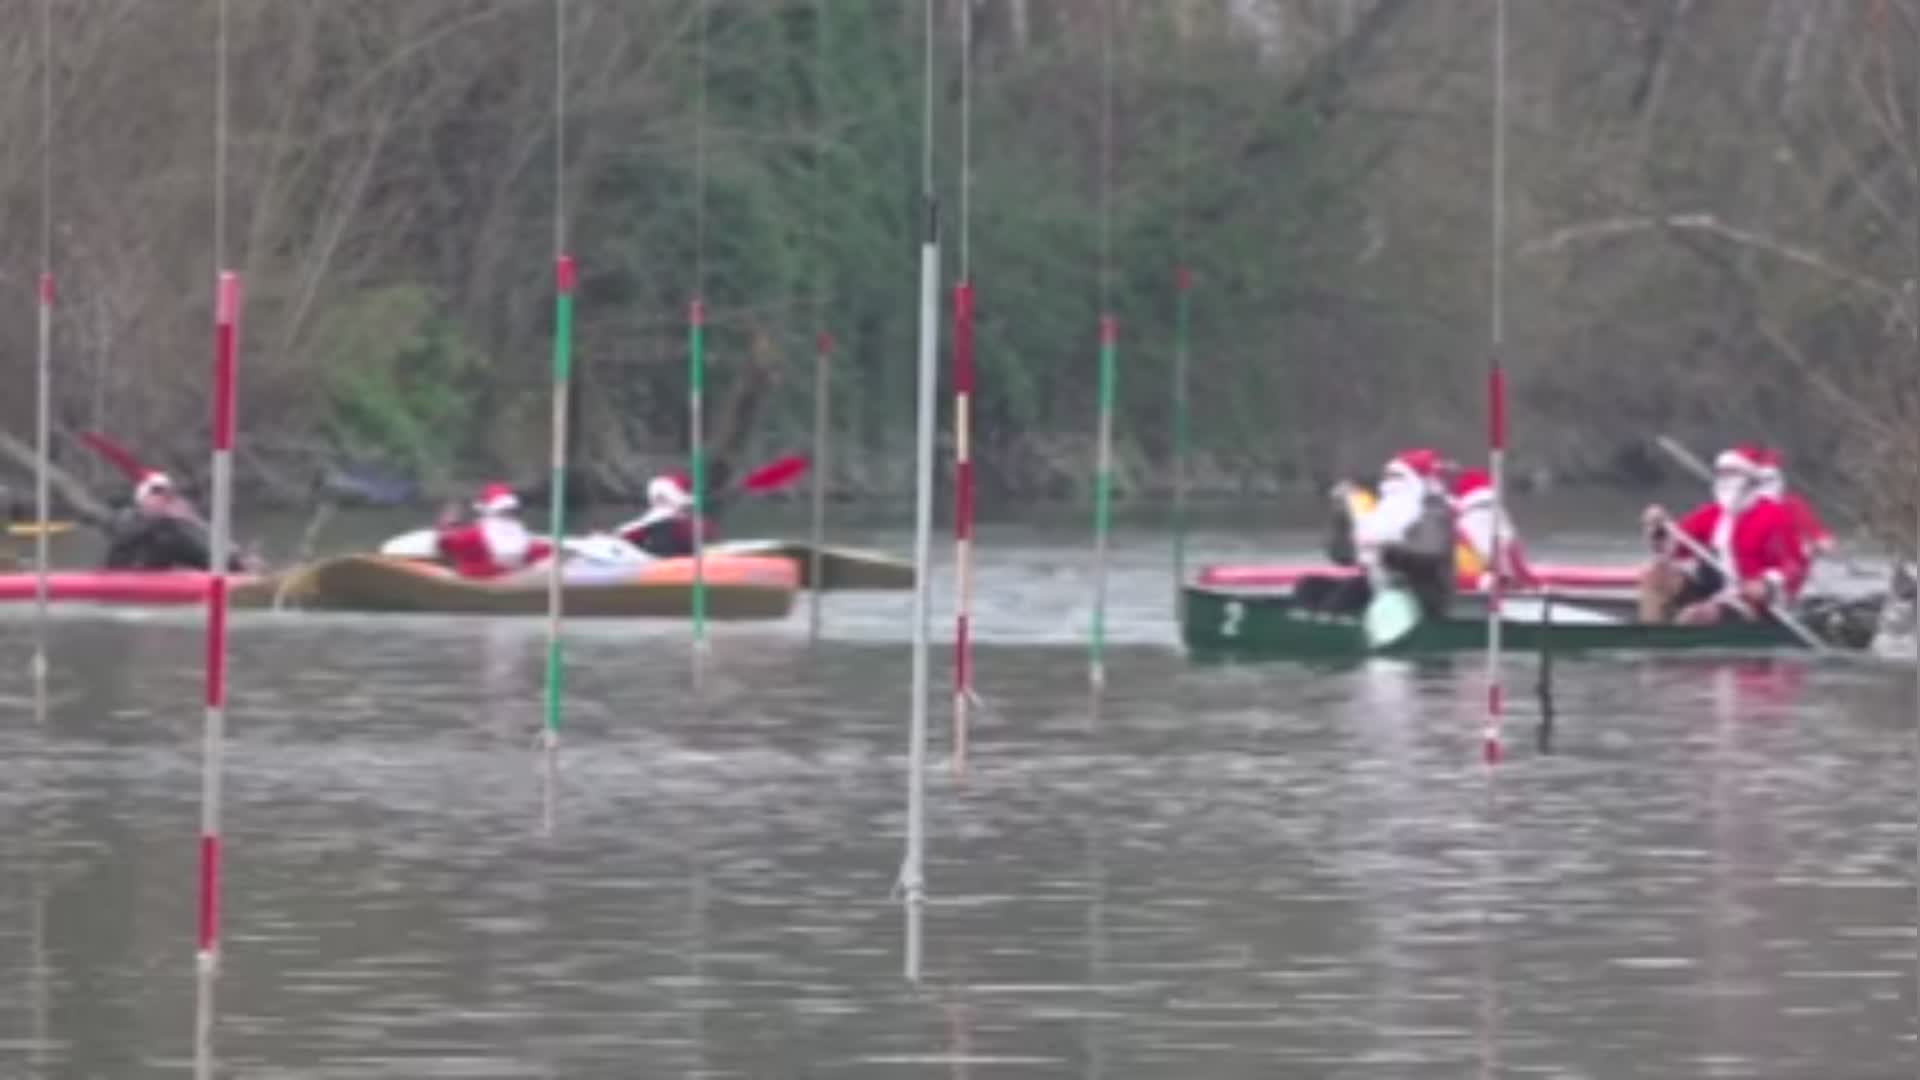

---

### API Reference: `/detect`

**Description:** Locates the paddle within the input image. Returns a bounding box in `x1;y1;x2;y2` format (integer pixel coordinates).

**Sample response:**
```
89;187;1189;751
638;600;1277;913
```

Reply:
612;452;810;533
74;430;213;533
6;521;74;537
1362;585;1424;650
1653;518;1829;653
75;430;151;485
737;453;809;493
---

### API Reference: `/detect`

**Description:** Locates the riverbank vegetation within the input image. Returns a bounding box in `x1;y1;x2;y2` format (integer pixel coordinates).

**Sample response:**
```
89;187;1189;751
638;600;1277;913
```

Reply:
0;0;1910;549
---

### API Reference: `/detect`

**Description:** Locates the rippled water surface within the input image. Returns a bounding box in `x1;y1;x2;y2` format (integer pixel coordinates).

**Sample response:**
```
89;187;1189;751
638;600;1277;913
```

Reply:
0;521;1914;1077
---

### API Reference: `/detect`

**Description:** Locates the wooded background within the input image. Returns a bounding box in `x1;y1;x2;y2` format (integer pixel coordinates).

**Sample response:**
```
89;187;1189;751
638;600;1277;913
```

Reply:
0;0;1912;548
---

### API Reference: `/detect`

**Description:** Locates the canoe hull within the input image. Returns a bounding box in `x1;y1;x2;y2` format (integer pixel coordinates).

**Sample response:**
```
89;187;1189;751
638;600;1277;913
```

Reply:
268;554;797;618
378;529;914;590
707;540;915;590
1181;584;1813;662
1197;561;1641;592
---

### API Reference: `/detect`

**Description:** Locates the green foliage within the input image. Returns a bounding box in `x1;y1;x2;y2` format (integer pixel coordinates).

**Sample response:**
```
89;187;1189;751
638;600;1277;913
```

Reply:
312;285;487;479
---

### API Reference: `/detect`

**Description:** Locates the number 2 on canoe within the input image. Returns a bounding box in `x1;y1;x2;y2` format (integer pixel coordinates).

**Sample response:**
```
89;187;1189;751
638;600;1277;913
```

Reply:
1220;600;1245;638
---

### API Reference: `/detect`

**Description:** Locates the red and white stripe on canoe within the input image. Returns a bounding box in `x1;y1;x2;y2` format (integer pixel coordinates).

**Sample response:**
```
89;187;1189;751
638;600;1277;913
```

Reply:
1196;562;1639;592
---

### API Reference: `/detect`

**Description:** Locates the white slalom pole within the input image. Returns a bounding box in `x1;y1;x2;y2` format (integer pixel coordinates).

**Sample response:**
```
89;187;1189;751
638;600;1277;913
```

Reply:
900;0;939;985
31;0;54;699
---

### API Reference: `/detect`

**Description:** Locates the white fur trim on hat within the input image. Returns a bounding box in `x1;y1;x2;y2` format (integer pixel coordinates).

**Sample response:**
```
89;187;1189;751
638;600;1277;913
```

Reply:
1713;448;1757;474
135;473;173;500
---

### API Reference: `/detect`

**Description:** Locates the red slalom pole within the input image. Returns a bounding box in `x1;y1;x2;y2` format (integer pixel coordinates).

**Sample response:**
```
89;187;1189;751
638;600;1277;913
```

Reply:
951;280;976;778
196;271;240;1074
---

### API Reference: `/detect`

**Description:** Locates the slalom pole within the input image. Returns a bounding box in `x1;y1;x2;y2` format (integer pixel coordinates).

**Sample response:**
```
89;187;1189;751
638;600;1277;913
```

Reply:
1170;266;1191;606
952;281;975;773
688;298;708;664
900;0;939;985
951;0;976;778
806;0;831;644
1482;0;1509;766
1088;0;1117;692
196;271;240;1080
542;254;576;752
540;0;575;824
31;0;53;696
1169;14;1192;613
807;328;831;641
689;0;710;674
194;3;234;1074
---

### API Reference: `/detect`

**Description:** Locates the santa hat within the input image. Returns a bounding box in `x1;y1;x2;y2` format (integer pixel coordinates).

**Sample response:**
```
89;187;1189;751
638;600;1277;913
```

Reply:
648;473;692;510
1451;467;1493;508
1713;446;1760;475
134;471;173;500
1383;448;1440;484
473;482;520;515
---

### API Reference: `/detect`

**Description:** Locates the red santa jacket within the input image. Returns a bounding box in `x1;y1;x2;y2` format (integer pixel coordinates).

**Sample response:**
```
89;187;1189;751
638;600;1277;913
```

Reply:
1777;492;1833;548
435;519;550;579
1671;498;1809;601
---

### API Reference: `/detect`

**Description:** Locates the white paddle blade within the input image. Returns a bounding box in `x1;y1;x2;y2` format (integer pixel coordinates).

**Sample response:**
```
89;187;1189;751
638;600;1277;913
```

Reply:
378;528;439;559
1364;589;1422;648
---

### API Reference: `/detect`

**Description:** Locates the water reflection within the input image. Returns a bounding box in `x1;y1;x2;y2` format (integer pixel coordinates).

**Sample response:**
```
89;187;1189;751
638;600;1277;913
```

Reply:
0;533;1911;1077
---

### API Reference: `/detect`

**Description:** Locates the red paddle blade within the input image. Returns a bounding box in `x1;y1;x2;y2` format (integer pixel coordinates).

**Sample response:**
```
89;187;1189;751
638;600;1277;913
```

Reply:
740;454;809;493
77;431;152;482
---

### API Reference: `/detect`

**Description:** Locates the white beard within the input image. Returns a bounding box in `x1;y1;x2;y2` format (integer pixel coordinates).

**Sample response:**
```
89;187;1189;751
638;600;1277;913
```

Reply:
479;516;531;568
1357;475;1422;549
1713;476;1750;512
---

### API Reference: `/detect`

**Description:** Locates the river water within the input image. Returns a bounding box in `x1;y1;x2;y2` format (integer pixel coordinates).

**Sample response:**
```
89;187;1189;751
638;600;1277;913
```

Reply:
0;512;1913;1077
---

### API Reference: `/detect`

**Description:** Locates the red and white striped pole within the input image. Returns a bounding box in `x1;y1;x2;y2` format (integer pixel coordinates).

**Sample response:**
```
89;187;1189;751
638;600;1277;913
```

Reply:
1482;0;1508;767
195;270;240;1079
951;280;976;778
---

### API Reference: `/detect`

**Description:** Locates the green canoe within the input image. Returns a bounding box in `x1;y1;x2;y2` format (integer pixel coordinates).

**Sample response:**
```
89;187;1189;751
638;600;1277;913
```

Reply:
1181;584;1846;662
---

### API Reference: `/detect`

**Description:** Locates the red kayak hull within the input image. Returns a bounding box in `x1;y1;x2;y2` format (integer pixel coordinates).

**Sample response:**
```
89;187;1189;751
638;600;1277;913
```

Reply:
1196;562;1641;592
0;571;245;606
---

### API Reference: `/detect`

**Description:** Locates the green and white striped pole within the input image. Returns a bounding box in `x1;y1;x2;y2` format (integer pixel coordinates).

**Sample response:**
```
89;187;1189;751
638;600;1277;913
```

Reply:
542;254;576;755
1089;314;1117;690
541;0;574;809
688;296;709;666
1088;0;1117;692
688;0;710;675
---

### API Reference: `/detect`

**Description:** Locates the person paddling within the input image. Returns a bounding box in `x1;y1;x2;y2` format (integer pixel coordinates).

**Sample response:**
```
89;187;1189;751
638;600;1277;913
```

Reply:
103;471;251;572
1449;467;1539;589
1306;448;1456;617
615;472;716;558
435;483;547;579
1752;447;1835;557
1638;445;1807;625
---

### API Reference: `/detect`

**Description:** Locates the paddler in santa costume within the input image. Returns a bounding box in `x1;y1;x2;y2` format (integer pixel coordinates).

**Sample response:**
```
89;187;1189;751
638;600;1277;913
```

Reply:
1637;445;1808;625
102;471;254;572
1448;467;1540;589
1311;448;1457;617
435;482;549;579
615;471;716;558
1752;447;1835;557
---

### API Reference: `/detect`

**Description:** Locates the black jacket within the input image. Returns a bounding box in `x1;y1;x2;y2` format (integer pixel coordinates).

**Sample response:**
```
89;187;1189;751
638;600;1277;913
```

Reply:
103;509;244;571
